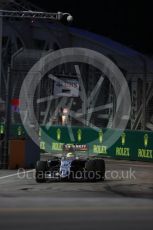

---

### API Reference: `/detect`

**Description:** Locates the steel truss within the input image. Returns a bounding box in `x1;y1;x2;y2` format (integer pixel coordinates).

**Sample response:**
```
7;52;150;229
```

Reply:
0;10;72;21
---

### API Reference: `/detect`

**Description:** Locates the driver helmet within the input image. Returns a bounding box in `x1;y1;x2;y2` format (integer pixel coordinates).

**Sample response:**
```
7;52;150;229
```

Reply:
66;152;75;158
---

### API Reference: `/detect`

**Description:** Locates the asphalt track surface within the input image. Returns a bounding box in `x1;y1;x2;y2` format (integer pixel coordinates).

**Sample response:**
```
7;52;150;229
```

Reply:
0;159;153;230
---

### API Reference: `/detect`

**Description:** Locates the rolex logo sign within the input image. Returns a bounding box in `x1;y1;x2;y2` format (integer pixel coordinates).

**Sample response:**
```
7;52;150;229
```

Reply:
144;134;148;148
121;132;126;146
77;129;82;142
99;129;103;144
57;128;61;141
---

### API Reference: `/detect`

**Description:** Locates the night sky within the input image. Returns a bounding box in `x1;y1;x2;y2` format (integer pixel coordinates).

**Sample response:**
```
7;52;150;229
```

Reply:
30;0;153;55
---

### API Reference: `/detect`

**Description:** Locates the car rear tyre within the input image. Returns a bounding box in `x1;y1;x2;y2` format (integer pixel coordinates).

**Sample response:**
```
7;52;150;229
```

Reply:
85;159;105;181
35;161;47;183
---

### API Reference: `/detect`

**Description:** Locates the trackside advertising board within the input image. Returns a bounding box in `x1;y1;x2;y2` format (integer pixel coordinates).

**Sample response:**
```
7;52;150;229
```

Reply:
39;126;153;162
53;77;79;97
0;123;152;162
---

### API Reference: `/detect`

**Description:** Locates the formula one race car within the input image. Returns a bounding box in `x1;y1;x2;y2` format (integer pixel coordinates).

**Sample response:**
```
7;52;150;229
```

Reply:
35;144;105;182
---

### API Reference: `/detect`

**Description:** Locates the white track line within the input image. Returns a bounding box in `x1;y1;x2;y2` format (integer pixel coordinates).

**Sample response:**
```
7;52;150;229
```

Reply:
0;170;35;180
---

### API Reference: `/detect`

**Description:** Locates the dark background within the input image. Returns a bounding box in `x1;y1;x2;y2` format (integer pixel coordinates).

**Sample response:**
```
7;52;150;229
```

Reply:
30;0;153;55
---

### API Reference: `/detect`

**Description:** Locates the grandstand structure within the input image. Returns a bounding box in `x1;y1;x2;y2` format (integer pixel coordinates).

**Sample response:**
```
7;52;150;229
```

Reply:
0;0;153;131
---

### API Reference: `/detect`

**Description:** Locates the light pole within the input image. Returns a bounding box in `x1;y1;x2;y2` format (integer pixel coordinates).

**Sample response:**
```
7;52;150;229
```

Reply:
139;54;147;130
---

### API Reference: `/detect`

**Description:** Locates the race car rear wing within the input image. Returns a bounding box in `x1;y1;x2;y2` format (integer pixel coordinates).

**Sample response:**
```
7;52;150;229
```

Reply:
63;144;88;152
